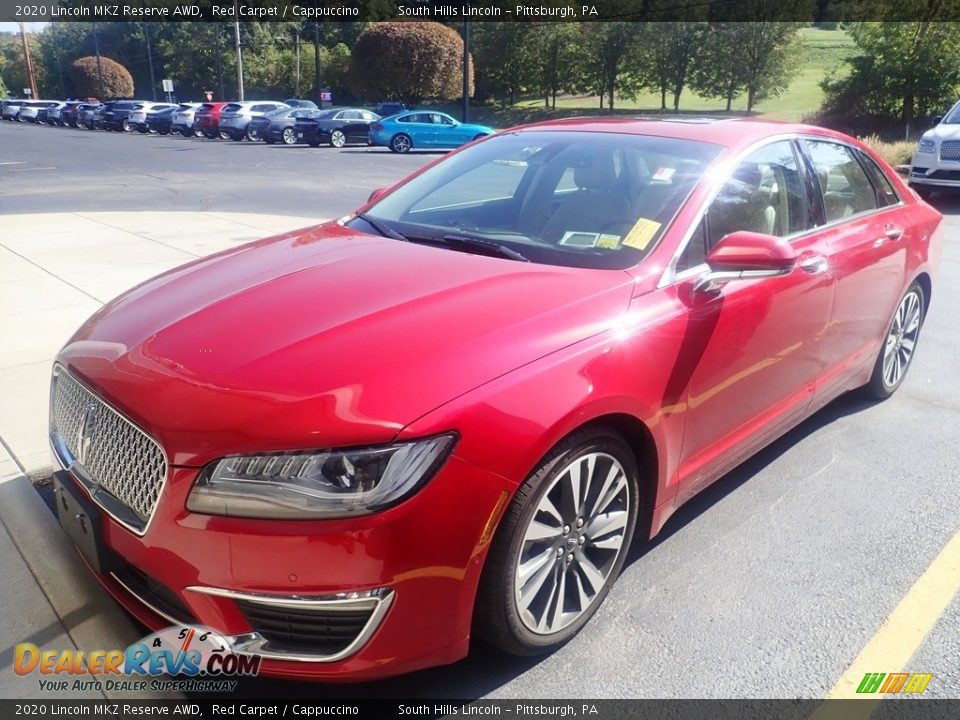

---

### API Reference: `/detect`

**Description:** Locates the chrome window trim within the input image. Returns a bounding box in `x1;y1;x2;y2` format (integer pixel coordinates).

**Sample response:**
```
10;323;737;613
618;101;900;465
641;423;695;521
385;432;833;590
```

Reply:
49;363;169;537
657;132;906;289
185;585;394;663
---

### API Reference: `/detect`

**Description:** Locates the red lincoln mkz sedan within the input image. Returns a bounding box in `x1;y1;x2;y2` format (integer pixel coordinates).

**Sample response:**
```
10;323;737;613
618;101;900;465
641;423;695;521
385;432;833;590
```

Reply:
50;118;942;680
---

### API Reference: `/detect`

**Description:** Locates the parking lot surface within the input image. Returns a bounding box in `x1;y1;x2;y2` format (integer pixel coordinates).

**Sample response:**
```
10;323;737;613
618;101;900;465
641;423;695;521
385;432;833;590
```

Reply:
2;120;958;699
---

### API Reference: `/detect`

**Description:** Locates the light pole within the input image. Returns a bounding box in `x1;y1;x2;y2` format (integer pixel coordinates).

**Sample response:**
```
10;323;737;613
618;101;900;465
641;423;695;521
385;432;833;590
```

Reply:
92;21;104;99
462;20;470;123
233;1;244;101
144;22;157;101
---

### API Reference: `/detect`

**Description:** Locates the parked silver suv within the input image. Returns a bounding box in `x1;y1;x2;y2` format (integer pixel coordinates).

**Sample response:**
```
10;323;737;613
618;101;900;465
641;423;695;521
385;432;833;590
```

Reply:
910;99;960;198
217;101;288;141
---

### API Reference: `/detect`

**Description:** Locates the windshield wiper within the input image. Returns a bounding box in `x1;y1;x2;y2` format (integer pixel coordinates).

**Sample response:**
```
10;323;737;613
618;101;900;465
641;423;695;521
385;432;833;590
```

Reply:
438;234;530;262
355;213;408;242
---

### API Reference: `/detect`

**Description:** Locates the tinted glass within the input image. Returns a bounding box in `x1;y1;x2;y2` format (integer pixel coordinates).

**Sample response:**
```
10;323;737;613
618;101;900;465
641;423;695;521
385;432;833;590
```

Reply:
856;150;900;208
355;131;722;270
944;102;960;123
804;140;878;222
706;140;808;249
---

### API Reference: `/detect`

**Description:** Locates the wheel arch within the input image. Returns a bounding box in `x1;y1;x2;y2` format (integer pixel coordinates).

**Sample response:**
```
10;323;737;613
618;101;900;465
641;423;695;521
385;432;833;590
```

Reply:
913;271;932;320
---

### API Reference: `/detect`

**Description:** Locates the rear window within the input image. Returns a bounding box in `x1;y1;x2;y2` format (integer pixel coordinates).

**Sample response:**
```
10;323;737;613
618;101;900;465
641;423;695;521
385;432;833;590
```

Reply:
223;103;243;112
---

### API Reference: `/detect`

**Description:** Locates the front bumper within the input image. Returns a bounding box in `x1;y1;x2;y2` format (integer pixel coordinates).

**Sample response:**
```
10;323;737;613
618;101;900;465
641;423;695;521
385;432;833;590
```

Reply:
52;441;508;680
910;152;960;187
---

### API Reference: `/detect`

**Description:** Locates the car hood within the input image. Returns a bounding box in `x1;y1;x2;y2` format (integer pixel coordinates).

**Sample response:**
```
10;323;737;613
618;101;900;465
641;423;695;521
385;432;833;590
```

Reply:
59;223;633;466
923;123;960;142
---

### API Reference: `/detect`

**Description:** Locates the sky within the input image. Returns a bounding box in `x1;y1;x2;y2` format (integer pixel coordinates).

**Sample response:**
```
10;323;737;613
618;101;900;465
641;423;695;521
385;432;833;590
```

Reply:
0;22;49;34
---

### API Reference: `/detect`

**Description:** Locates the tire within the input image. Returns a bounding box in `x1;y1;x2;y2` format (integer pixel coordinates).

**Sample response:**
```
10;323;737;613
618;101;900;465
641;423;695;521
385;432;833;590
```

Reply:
282;127;297;145
121;118;133;132
863;281;925;400
193;127;204;138
203;131;217;139
390;133;412;154
218;130;231;140
474;425;640;656
245;127;258;142
330;129;347;148
158;128;169;136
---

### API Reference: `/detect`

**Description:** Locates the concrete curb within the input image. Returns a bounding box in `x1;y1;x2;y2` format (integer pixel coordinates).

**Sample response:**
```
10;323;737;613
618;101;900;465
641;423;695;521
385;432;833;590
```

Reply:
0;442;181;700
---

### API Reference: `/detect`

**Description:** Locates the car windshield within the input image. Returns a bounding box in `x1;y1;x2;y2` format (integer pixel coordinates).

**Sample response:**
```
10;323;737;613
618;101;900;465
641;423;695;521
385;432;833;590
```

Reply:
353;130;722;270
944;103;960;123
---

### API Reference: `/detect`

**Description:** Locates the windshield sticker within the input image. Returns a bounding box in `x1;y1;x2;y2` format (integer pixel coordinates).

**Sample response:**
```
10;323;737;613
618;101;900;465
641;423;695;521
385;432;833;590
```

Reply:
622;218;662;250
596;234;621;250
652;167;676;183
559;231;601;248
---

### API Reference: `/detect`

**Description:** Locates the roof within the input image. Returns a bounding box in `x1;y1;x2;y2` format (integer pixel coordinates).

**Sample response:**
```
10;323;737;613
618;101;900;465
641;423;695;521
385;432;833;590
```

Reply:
509;116;843;150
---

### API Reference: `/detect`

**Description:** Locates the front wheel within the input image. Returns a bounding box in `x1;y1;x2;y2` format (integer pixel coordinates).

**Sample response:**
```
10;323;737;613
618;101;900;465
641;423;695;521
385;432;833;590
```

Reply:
390;133;412;153
330;129;347;148
864;282;925;399
475;426;639;656
121;118;133;132
218;130;231;140
281;128;296;145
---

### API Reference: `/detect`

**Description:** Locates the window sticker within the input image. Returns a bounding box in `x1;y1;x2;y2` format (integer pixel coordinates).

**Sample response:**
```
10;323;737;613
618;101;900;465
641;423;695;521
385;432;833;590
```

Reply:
652;167;676;183
622;218;662;250
559;231;601;247
596;234;621;250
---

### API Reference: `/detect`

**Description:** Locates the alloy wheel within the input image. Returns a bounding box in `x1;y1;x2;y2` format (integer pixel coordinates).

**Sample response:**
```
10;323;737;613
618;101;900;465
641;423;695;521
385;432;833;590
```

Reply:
514;452;631;635
331;130;346;148
282;128;296;145
391;134;411;153
882;289;922;389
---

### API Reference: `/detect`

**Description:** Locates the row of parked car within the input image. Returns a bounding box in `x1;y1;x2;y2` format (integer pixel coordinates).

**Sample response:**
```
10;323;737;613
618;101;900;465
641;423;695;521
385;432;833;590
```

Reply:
0;97;495;153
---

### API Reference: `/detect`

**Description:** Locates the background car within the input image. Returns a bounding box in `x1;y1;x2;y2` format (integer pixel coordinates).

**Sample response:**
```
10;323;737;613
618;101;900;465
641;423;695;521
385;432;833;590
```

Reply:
129;102;180;133
369;111;494;153
294;108;380;148
145;106;180;135
18;100;59;123
284;98;318;109
249;107;318;145
909;99;960;199
374;101;406;117
75;103;101;129
46;101;69;125
169;102;203;137
2;100;24;121
99;101;143;131
218;100;289;141
58;102;84;127
194;102;229;139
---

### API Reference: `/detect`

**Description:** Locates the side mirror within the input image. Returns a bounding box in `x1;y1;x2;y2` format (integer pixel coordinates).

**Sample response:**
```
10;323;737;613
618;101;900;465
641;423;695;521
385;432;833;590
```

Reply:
931;116;942;126
694;230;796;294
367;187;387;204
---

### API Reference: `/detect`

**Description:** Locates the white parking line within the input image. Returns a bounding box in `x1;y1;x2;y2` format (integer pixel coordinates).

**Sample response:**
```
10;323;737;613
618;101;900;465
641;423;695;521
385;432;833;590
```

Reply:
0;161;27;165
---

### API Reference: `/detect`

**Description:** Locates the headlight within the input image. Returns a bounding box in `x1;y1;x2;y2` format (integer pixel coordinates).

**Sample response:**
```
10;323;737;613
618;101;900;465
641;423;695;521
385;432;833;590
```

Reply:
186;434;456;520
917;138;936;153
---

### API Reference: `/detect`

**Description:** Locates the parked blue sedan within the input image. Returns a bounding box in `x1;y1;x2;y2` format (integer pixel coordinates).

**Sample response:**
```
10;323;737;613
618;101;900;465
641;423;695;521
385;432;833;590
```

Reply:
369;111;494;153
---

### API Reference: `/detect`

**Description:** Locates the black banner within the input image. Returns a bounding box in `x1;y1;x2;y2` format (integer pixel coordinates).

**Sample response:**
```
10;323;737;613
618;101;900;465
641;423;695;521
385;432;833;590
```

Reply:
2;700;960;720
3;0;960;23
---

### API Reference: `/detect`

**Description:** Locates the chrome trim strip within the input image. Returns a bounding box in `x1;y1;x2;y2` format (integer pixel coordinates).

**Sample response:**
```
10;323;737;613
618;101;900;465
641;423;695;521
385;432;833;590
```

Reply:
185;585;395;663
109;572;185;626
657;132;907;290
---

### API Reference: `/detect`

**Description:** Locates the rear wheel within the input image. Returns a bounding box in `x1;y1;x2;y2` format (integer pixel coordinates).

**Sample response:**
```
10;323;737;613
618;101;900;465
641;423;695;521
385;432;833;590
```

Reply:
330;129;347;148
475;426;640;655
218;130;231;140
390;133;412;153
245;127;259;142
121;118;133;132
864;282;925;399
192;127;204;138
282;127;297;145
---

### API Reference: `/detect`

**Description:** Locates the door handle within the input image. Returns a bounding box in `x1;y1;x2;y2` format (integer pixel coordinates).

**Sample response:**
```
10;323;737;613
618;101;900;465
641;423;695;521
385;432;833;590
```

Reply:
885;225;904;241
797;253;828;274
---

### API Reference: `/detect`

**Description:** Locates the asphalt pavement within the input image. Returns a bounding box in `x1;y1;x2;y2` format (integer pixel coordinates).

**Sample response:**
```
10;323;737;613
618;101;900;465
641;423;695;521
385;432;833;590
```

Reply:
1;119;958;700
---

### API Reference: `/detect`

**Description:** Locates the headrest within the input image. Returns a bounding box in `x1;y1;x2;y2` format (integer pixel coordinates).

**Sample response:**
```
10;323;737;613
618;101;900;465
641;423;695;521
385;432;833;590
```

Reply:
573;152;617;191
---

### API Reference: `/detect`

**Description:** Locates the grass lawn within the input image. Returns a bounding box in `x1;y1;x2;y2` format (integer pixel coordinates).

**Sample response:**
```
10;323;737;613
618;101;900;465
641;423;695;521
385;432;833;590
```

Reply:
450;27;860;127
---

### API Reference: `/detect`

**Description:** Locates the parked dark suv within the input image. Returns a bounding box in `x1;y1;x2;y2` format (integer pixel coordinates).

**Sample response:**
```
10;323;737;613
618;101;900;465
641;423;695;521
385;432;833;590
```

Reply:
100;101;141;132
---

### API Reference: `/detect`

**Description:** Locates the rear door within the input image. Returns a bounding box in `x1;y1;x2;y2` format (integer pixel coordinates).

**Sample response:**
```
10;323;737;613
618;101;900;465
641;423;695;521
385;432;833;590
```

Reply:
797;138;908;395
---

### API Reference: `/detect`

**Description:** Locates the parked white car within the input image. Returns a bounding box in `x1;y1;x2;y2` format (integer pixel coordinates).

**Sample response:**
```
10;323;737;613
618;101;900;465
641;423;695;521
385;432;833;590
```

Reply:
218;101;288;141
909;100;960;198
170;103;203;137
17;101;58;123
128;102;180;133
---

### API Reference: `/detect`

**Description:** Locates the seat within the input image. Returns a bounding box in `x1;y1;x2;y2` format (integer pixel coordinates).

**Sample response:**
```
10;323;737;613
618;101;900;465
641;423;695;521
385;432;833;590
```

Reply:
540;152;633;242
708;162;777;243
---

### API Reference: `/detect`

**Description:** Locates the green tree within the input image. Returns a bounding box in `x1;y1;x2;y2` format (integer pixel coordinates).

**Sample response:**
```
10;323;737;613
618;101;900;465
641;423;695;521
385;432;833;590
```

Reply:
472;23;535;106
634;22;708;112
0;32;48;98
532;23;586;109
70;56;135;98
823;11;960;130
580;22;641;110
349;22;472;105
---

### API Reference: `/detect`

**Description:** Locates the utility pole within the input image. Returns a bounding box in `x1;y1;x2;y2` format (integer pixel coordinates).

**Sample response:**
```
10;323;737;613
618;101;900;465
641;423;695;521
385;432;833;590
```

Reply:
216;24;225;100
18;22;38;99
53;23;66;98
313;22;323;108
144;23;157;101
92;21;105;99
462;20;470;123
233;1;244;101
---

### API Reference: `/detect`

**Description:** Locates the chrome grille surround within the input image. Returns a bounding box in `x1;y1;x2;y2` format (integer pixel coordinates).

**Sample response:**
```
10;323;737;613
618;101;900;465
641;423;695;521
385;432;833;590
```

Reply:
940;140;960;163
50;364;168;535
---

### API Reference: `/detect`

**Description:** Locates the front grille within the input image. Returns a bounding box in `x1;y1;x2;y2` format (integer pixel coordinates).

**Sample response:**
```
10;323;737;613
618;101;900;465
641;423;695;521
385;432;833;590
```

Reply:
51;365;167;533
236;600;374;655
940;141;960;162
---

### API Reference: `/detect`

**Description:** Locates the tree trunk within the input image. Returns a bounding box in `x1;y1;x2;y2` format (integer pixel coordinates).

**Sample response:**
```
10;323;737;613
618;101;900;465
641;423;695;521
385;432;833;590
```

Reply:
660;85;667;111
673;85;681;112
747;86;756;113
552;89;557;109
726;80;734;112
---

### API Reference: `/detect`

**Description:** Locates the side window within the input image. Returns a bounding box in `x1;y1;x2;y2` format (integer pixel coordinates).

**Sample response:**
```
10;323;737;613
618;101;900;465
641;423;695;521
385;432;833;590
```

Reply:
676;220;708;273
804;140;878;222
433;113;455;125
705;141;808;249
856;150;900;208
342;110;363;120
